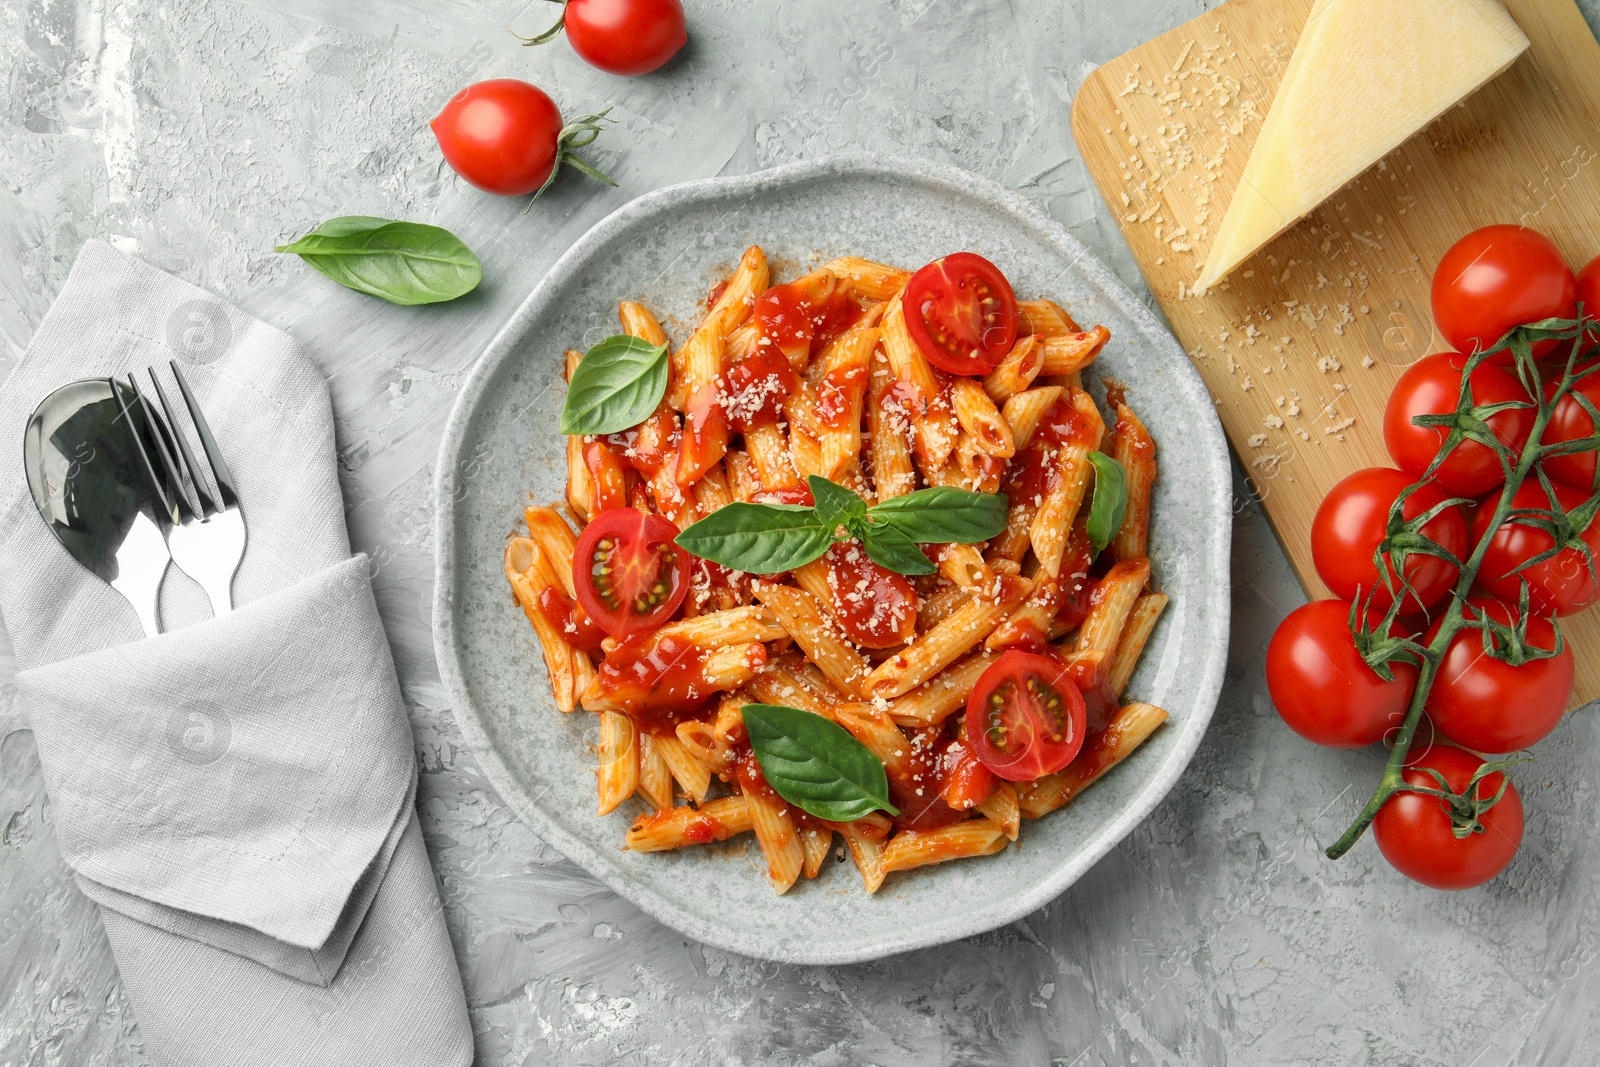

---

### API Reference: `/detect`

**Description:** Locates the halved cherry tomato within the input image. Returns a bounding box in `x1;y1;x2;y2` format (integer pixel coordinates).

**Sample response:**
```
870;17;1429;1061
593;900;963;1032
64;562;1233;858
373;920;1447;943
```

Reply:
1310;467;1467;614
1541;359;1600;491
1474;478;1600;616
1424;597;1572;753
822;541;918;649
1431;225;1577;362
1382;352;1533;497
966;651;1086;781
573;507;689;638
1265;600;1416;748
903;253;1018;375
1373;744;1523;890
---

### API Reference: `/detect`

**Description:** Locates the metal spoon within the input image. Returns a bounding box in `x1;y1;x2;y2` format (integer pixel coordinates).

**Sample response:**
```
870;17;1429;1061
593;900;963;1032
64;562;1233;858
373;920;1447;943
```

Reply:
22;378;176;638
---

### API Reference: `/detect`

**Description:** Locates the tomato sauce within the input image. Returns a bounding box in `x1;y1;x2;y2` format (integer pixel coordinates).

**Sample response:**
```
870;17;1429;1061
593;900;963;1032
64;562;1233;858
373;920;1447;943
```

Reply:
722;347;798;430
534;585;606;652
592;633;720;726
1036;392;1100;450
753;277;865;363
582;439;629;514
816;363;867;429
705;278;730;310
824;542;918;649
891;727;968;832
604;404;678;478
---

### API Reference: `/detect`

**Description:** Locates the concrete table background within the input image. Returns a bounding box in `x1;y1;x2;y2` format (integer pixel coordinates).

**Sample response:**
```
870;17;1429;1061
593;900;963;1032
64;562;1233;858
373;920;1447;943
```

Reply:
2;0;1598;1063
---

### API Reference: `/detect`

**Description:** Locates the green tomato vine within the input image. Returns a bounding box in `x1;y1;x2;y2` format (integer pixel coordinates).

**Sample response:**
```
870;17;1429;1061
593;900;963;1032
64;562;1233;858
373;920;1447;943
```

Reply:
1326;313;1600;860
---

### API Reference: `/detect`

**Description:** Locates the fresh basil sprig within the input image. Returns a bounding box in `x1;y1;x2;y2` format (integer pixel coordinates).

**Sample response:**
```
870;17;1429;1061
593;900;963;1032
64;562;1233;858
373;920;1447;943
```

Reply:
559;335;671;435
1085;451;1128;555
274;216;482;306
741;704;899;821
673;475;1007;576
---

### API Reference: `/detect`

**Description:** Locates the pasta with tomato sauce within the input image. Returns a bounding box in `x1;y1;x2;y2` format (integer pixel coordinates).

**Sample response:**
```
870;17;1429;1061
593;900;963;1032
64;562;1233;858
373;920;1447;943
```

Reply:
505;245;1172;894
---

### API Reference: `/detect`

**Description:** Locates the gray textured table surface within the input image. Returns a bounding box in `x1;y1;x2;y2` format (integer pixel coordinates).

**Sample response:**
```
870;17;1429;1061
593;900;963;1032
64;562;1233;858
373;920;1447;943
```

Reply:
3;1;1599;1064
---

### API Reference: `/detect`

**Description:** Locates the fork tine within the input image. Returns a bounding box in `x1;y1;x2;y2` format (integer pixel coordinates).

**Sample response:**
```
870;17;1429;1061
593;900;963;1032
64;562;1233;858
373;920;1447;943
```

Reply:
129;376;194;523
148;367;221;518
169;361;237;509
112;378;182;525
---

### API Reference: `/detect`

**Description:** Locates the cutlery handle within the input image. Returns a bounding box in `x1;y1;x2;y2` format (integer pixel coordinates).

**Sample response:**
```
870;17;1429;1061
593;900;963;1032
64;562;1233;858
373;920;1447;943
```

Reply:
112;511;170;638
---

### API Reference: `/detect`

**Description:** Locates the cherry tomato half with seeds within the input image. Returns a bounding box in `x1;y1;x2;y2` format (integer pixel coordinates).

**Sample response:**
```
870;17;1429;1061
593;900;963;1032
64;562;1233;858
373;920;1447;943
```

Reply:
573;507;689;639
560;0;686;76
1373;744;1524;890
1265;599;1417;748
1310;467;1467;614
1424;597;1572;753
966;651;1086;781
1383;352;1533;497
1431;225;1577;362
1475;478;1600;616
902;252;1019;376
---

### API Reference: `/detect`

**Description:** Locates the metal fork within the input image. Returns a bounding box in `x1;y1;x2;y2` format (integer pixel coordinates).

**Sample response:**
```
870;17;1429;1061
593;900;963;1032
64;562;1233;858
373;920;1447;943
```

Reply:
127;361;247;617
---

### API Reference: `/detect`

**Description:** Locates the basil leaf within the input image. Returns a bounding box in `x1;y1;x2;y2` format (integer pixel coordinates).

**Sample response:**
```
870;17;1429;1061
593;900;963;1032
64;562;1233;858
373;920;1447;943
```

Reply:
674;503;833;574
866;486;1009;544
1085;451;1128;555
808;475;866;531
274;216;482;306
856;519;937;575
559;335;672;435
741;704;899;821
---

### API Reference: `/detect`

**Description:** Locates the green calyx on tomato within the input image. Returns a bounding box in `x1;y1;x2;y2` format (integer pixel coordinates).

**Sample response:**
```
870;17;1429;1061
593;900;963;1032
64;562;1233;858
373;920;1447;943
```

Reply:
431;79;615;202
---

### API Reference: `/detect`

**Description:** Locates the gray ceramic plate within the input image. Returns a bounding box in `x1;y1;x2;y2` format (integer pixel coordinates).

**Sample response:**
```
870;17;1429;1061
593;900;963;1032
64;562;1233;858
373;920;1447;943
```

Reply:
433;154;1231;965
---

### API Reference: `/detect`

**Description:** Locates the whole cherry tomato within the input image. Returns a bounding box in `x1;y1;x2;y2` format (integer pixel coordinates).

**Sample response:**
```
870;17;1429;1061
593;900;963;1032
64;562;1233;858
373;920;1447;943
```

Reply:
1373;744;1523;890
1577;253;1600;345
1424;598;1573;753
1475;478;1600;616
1541;359;1600;491
432;79;611;198
524;0;687;76
1265;600;1417;748
1431;225;1577;362
1383;352;1533;497
1310;467;1467;614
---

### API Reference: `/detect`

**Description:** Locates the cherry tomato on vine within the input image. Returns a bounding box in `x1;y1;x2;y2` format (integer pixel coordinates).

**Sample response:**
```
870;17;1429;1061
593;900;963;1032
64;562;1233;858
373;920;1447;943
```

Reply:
1541;360;1600;491
1382;352;1533;497
1424;598;1572;753
966;651;1086;781
1431;225;1577;362
1372;744;1524;890
1310;467;1467;614
903;253;1019;375
548;0;686;75
431;79;612;198
1265;600;1417;748
573;507;689;638
1474;478;1600;616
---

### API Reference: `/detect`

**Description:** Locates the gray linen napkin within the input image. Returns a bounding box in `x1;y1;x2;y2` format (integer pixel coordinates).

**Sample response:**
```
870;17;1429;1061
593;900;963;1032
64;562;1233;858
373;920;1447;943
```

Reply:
0;240;472;1067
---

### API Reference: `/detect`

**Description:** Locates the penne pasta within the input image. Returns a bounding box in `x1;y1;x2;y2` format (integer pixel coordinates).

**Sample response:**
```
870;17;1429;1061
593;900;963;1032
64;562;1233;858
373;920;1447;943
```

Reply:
752;583;874;698
976;782;1021;841
1110;401;1158;561
658;605;787;645
886;651;999;727
865;576;1030;698
867;353;917;500
744;786;804;893
1075;558;1151;657
652;732;713;804
1018;702;1169;819
881;819;1008;875
626;796;752;851
1018;299;1080;337
936;543;995;590
981;335;1043;404
636;733;675;810
950;377;1016;458
1108;591;1169;698
824;256;910;301
504;537;585;713
800;825;833;879
836;817;888;893
1001;385;1065;451
596;711;639;815
619;300;669;347
1038;325;1111;376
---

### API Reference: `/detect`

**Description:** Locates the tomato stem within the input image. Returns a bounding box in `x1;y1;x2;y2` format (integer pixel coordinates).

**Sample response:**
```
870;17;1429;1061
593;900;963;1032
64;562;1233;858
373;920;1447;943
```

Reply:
1326;317;1593;860
510;0;569;47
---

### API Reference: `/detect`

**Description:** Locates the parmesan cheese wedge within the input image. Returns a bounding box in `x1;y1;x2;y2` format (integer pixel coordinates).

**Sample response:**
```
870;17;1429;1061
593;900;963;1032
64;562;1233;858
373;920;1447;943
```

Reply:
1194;0;1529;293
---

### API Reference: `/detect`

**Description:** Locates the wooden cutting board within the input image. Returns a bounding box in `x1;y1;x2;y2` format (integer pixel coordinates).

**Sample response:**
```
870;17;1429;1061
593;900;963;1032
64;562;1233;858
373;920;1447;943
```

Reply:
1071;0;1600;706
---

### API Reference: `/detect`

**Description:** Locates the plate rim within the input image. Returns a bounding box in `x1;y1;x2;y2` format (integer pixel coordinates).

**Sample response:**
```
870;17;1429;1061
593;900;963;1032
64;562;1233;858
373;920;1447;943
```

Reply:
432;151;1233;965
